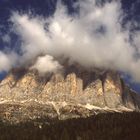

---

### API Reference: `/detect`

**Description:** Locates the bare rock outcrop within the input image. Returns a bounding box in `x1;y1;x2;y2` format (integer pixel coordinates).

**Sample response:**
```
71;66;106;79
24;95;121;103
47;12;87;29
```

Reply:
0;66;139;111
0;66;140;140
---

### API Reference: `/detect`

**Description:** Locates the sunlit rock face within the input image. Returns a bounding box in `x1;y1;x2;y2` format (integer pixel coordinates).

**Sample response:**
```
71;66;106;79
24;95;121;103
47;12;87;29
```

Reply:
0;66;140;140
0;65;140;111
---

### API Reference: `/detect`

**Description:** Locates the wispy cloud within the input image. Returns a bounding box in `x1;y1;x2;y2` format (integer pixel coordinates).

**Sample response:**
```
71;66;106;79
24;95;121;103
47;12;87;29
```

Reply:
0;0;140;82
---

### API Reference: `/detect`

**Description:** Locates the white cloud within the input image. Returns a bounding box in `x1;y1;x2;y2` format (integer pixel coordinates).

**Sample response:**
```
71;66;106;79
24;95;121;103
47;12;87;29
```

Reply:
30;55;62;75
11;13;49;65
0;0;140;81
0;51;17;72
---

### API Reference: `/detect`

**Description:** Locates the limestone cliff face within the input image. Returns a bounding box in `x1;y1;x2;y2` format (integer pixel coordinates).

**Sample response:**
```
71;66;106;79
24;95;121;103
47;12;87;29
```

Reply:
0;66;140;111
0;67;140;140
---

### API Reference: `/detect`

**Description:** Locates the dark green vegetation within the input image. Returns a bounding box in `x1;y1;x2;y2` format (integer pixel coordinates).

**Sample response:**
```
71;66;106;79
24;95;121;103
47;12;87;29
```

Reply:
0;112;140;140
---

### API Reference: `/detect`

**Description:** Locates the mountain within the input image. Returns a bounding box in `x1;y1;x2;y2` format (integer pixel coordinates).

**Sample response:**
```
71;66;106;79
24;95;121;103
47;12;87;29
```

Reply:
0;65;140;110
0;66;140;140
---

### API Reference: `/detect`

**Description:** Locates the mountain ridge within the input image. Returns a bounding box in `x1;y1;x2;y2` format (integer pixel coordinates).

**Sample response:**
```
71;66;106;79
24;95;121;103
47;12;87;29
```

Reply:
0;66;140;111
0;66;140;140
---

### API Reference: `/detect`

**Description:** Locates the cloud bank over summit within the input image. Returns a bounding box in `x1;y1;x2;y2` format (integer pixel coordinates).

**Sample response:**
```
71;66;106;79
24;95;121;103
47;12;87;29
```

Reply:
1;0;140;82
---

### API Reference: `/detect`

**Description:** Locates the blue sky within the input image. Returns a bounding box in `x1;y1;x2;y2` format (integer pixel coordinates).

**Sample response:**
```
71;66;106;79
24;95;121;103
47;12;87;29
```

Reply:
0;0;140;92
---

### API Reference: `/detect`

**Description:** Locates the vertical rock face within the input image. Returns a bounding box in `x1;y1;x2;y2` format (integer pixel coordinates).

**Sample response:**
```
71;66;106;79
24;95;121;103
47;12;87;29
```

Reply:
103;72;123;108
0;66;139;110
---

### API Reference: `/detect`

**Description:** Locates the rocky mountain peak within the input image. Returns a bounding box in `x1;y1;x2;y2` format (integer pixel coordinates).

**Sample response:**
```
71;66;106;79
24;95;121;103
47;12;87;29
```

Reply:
0;65;139;111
